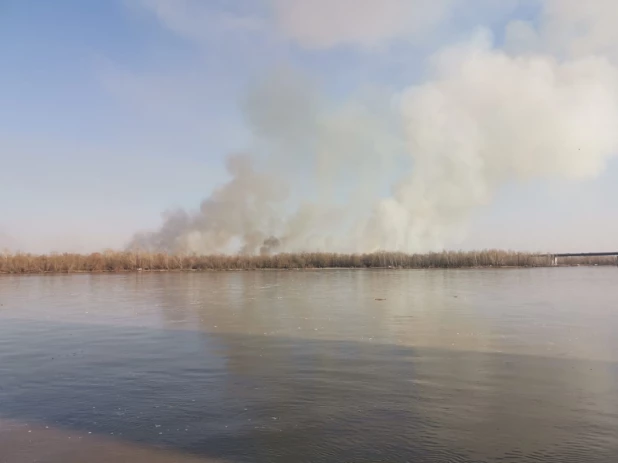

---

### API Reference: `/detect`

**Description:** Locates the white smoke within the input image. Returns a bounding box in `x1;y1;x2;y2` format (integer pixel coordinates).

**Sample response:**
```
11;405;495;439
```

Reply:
129;69;406;254
364;30;618;251
269;0;453;49
131;3;618;255
507;0;618;61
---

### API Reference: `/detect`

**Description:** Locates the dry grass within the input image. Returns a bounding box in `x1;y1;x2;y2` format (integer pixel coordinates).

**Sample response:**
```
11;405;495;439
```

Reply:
0;249;614;274
556;255;617;266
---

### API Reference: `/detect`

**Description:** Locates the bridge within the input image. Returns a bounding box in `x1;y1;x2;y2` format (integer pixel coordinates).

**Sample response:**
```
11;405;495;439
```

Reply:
547;252;618;266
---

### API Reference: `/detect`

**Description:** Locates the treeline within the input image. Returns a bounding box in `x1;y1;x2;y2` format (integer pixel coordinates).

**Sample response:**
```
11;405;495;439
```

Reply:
0;250;615;274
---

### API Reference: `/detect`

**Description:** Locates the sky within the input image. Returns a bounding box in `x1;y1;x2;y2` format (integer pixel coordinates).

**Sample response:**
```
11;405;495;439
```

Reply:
2;0;618;254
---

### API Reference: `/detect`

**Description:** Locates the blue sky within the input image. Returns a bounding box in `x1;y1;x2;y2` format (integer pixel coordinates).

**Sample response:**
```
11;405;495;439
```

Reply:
2;0;618;253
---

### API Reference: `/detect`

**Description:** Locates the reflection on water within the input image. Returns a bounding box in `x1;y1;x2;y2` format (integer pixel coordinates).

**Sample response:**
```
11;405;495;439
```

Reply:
1;268;617;462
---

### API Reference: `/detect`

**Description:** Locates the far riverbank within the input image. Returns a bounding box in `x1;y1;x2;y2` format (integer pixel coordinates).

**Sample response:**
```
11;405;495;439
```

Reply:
1;250;616;274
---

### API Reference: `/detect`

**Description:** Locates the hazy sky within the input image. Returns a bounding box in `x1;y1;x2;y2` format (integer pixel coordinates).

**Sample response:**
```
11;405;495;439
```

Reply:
2;0;618;253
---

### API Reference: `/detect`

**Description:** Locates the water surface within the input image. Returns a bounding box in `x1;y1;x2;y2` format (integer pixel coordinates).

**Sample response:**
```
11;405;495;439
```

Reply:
1;268;617;462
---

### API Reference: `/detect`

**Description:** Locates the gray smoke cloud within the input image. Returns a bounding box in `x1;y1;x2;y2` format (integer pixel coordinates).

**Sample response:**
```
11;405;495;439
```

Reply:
130;8;618;255
130;153;288;254
129;67;407;254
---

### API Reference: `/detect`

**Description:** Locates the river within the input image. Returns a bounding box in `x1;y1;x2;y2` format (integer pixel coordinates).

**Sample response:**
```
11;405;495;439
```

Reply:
1;268;617;462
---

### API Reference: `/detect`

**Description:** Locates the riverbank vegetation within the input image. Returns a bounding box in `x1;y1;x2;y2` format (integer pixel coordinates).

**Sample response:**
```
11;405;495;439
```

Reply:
0;250;615;274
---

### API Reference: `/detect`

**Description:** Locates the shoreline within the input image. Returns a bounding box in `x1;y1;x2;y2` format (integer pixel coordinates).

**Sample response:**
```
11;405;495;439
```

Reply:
0;264;613;276
1;250;616;274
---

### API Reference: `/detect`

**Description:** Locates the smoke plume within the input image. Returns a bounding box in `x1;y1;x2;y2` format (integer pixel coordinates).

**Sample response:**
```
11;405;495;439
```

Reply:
364;30;618;251
129;68;407;254
131;18;618;255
